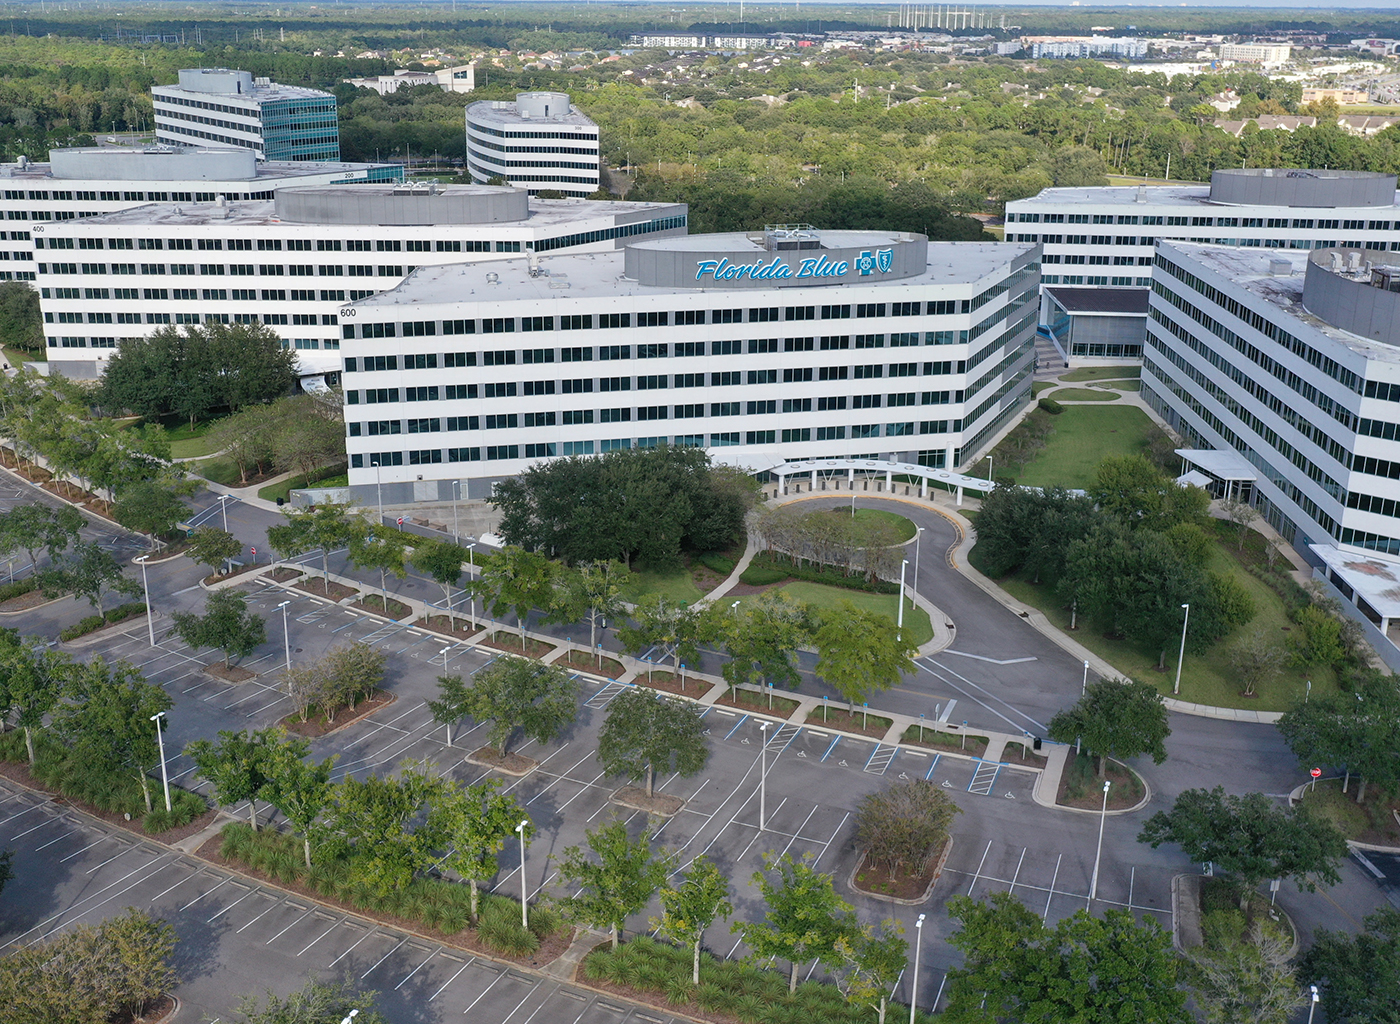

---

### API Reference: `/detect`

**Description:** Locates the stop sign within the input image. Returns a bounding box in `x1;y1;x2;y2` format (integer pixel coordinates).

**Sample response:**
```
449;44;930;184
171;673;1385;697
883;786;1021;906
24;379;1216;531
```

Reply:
1310;768;1322;779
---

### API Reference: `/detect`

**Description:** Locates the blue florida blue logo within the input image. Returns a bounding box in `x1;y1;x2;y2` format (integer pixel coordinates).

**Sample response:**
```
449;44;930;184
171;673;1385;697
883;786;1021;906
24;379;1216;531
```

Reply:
855;249;895;275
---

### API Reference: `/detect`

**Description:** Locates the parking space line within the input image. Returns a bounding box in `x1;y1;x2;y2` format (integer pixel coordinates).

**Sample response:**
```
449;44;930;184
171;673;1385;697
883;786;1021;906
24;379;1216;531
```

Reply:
86;843;142;874
427;956;477;1000
208;886;258;922
328;925;379;967
820;735;841;762
149;871;204;904
1007;847;1026;895
60;834;116;862
966;840;993;897
552;770;609;813
6;816;61;843
722;715;749;741
0;803;40;830
20;853;173;945
924;752;941;780
810;812;850;870
296;915;346;956
501;979;548;1024
777;805;819;860
361;936;409;979
460;969;509;1015
393;945;439;989
265;906;315;945
181;877;232;911
1043;854;1062;920
523;753;594;805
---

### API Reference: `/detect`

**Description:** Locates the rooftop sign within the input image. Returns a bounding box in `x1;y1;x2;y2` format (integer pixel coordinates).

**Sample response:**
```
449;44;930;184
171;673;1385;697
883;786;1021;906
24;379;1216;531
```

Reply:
626;234;926;289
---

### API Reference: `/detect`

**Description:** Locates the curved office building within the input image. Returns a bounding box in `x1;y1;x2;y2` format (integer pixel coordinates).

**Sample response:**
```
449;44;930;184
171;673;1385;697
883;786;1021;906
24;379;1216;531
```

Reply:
465;92;600;197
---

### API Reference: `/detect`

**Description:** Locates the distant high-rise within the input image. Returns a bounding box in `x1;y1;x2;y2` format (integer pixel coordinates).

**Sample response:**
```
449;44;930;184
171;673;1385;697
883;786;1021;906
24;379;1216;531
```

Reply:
153;68;340;162
465;92;600;197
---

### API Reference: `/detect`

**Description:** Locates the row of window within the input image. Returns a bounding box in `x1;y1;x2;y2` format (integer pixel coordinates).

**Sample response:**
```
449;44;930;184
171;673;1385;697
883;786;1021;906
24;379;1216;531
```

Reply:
1043;275;1151;287
41;262;407;278
42;286;365;303
1010;211;1399;230
38;237;442;253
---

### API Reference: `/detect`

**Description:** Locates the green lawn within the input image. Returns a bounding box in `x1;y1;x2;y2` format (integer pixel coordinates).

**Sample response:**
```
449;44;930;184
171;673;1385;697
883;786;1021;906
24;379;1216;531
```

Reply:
2;346;40;367
1089;379;1140;391
190;455;242;487
975;538;1334;712
1012;405;1163;490
1050;388;1119;402
732;580;934;647
852;507;917;542
1032;381;1058;396
622;567;705;606
1058;365;1142;382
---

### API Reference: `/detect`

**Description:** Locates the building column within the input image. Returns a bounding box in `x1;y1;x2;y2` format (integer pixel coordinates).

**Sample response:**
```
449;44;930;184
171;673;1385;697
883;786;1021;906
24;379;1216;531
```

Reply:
810;470;817;490
885;470;892;491
955;485;964;506
920;474;928;499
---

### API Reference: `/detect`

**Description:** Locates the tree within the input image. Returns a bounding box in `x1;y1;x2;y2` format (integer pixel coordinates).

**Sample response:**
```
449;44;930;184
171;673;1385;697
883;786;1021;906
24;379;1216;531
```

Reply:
945;892;1188;1024
735;852;854;993
471;545;556;644
316;761;449;893
1227;627;1286;697
1220;495;1261;552
268;503;354;584
44;541;142;620
560;559;632;658
111;481;188;545
427;672;473;746
450;658;576;756
1286;603;1345;668
1;502;83;572
1188;921;1306;1024
1048;144;1109;186
598;687;708;798
1137;787;1347;907
1301;906;1400;1024
1277;673;1400;804
320;641;385;716
232;980;389;1024
171;589;266;669
186;526;242;577
346;519;410;602
617;593;702;672
654;856;733;985
707;591;812;698
1047;677;1171;778
0;281;43;354
557;820;677;950
259;739;337;868
1091;455;1210;533
409;538;469;629
184;728;294;830
435;778;530;923
833;920;907;1024
0;632;71;763
812;600;917;709
854;778;961;876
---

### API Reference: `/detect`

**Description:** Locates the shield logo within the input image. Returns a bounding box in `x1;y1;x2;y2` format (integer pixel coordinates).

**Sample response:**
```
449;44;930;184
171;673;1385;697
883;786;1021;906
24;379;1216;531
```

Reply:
876;248;893;273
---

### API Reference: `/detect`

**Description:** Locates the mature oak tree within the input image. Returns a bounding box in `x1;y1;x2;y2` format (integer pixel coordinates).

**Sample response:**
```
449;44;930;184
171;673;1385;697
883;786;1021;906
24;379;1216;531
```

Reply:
597;687;708;798
1047;677;1171;778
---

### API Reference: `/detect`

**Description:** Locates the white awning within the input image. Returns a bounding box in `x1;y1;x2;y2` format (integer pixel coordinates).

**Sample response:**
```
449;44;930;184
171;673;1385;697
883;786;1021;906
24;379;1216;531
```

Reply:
300;374;330;394
1311;544;1400;619
1177;469;1213;489
1176;449;1258;482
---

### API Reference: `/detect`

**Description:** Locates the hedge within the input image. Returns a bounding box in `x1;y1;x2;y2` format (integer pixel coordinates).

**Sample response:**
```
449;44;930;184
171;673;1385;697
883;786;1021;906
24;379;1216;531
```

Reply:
1038;397;1063;415
0;578;38;602
58;601;147;641
739;551;898;593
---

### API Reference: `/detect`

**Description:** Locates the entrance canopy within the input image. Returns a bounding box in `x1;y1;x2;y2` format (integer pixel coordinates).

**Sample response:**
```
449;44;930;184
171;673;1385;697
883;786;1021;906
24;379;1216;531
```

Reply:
1176;449;1258;482
1310;543;1400;630
709;449;993;502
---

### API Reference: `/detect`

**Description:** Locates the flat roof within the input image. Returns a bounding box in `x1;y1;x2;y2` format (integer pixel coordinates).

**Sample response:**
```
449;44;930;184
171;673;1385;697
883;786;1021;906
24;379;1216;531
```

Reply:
1013;184;1400;210
466;99;596;129
154;80;333;103
1176;448;1258;481
354;240;1035;307
1046;286;1150;315
1162;241;1400;364
1310;544;1400;619
0;152;395;184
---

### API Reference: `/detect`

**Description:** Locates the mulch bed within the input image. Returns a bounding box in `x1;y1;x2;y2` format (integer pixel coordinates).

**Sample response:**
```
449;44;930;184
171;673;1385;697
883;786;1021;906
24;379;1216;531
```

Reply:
465;745;539;776
1056;754;1144;811
280;689;395;738
0;588;56;613
1002;742;1049;770
559;649;627;678
294;577;359;601
850;850;939;901
479;632;557;659
418;615;485;641
266;566;304;583
804;706;891;739
203;663;257;683
633;671;715;699
575;948;742;1024
115;993;177;1024
716;690;800;717
902;729;990;758
0;757;217;845
611;785;684;817
202;563;264;586
351;594;414;619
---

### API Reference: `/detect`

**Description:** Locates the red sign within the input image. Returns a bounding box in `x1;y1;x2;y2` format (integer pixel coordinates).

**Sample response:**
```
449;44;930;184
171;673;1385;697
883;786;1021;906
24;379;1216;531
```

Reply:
397;517;404;526
1310;768;1322;779
251;547;256;556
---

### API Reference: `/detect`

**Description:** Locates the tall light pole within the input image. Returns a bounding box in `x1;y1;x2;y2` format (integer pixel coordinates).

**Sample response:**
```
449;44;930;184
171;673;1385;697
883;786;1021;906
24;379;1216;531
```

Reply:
758;721;769;831
897;558;908;635
1173;603;1190;695
277;600;292;676
218;493;230;532
451;480;461;544
1082;659;1090;696
1306;985;1318;1024
465;542;477;630
912;525;924;598
135;555;156;647
909;912;926;1024
515;820;530;928
150;711;171;812
371;456;384;521
1088;779;1111;902
340;1010;359;1024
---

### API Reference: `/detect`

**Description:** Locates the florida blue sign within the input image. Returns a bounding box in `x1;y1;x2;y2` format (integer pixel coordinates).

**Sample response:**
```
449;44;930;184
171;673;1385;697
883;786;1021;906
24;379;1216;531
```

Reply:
695;249;895;282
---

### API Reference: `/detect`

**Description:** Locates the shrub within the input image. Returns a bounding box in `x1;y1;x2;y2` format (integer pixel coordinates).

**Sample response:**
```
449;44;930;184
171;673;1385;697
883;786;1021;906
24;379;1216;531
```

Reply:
738;562;789;586
740;551;900;593
698;552;736;574
0;578;37;602
855;778;962;875
59;614;106;641
477;915;540;957
1038;397;1063;415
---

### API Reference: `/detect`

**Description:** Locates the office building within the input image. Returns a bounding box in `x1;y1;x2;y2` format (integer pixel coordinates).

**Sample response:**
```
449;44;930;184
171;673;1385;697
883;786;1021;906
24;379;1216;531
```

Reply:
1218;42;1292;63
35;183;686;380
345;65;476;96
337;230;1040;502
1028;37;1148;59
153;68;340;162
1041;287;1149;361
1005;169;1400;361
465;92;600;197
1145;241;1400;664
0;145;402;283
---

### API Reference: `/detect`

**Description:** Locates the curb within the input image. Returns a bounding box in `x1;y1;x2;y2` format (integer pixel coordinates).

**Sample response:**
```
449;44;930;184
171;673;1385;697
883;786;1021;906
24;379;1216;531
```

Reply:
845;836;953;906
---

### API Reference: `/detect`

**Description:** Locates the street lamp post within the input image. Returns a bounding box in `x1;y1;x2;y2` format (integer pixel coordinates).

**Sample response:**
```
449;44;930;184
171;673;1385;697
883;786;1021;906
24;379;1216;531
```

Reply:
912;525;924;598
135;555;156;647
897;559;908;635
1082;659;1090;696
758;722;769;831
277;600;292;676
1173;603;1190;695
150;711;172;812
1306;985;1319;1024
466;542;477;630
451;480;461;544
515;820;530;928
1088;779;1111;902
731;599;740;616
340;1010;359;1024
372;458;384;521
218;493;230;532
909;913;926;1024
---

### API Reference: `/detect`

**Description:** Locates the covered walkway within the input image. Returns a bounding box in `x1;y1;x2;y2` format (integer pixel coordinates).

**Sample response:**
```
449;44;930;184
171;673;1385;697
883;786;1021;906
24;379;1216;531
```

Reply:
712;450;994;504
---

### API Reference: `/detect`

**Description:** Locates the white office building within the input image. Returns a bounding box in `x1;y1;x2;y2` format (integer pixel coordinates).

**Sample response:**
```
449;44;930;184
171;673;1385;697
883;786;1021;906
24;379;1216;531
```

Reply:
34;183;686;380
1006;169;1400;361
0;146;402;284
465;92;600;197
153;68;341;162
337;229;1040;502
1218;42;1292;64
345;65;475;96
1146;241;1400;665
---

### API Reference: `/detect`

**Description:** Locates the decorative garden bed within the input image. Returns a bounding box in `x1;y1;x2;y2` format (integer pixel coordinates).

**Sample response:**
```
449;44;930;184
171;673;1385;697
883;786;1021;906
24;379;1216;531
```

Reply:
294;577;359;601
899;724;989;758
805;705;892;739
351;593;414;619
1056;752;1145;811
280;689;395;738
479;631;557;659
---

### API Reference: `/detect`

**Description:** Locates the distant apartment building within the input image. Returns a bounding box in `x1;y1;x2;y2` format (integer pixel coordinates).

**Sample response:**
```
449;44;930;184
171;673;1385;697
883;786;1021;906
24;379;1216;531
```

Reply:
465;92;600;198
1218;43;1292;63
153;68;340;162
1302;87;1369;105
0;146;401;283
344;65;475;96
1146;240;1400;668
629;33;798;50
1028;37;1148;60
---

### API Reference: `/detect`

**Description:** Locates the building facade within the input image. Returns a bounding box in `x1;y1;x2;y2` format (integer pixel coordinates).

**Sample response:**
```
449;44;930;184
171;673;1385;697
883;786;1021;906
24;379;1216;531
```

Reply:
34;184;686;379
345;65;476;96
0;146;402;284
336;231;1039;503
1005;169;1400;359
153;68;340;162
465;92;600;197
1145;241;1400;663
1218;42;1292;63
1028;37;1148;59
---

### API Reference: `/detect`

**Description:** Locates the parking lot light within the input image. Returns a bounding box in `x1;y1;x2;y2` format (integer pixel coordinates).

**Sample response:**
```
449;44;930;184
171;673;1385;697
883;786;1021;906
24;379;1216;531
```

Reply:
340;1011;359;1024
758;722;769;831
151;711;171;812
1307;985;1318;1024
277;600;292;676
909;913;926;1024
135;555;156;647
1089;779;1111;903
515;820;530;928
1173;603;1190;695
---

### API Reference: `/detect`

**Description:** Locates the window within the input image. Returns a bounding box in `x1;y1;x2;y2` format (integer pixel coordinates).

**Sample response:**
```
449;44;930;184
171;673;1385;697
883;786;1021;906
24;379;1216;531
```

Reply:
562;441;594;455
562;379;593;394
712;371;741;387
637;344;668;359
784;338;814;352
711;340;741;356
676;310;704;326
821;304;850;319
636;311;667;327
366;420;402;436
448;447;481;463
746;400;776;415
405;386;439;402
522;316;553;332
599;313;630;329
674;404;704;418
483;383;517;398
820;336;850;351
485;414;518;429
783;368;813;383
783;398;812;413
749;307;778;323
820;366;849;381
600;408;631;423
889;362;917;378
563;410;593;425
785;305;815;321
444;352;474;368
561;314;592;330
637;406;667;421
748;339;779;354
446;415;479;431
404;353;438;369
524;443;556;458
402;321;436;337
600;377;631;392
747;369;777;385
816;426;845;440
523;381;555;396
782;428;811;442
483;350;516;366
853;394;880;409
637;375;667;390
675;342;704;357
710;402;740;416
524;348;554;364
675;373;704;388
600;345;630;360
561;347;592;362
524;411;556;427
407;418;441;434
443;319;475;335
483;317;515;333
746;430;776;445
445;384;478;400
857;303;886;318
